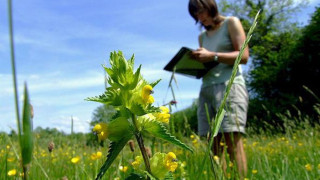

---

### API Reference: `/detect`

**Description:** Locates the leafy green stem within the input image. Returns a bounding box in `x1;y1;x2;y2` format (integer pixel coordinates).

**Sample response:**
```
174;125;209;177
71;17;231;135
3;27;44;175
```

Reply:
131;114;152;177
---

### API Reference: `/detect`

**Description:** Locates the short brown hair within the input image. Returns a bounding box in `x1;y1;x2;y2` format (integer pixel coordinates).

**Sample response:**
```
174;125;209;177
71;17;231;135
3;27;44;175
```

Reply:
188;0;223;30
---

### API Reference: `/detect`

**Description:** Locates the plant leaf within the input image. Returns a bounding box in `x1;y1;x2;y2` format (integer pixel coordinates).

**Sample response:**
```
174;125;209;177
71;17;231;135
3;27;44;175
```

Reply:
150;79;161;88
164;172;174;180
130;103;147;116
21;83;33;165
125;172;146;180
95;135;132;180
212;109;226;137
143;120;193;152
86;88;122;106
128;65;141;90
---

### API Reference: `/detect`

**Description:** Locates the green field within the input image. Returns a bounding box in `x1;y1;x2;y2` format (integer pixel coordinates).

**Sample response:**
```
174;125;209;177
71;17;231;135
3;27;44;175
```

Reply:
1;124;320;180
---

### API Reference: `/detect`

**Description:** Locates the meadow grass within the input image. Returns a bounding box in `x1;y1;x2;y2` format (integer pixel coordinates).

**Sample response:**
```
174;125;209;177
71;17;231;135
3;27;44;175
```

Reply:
1;122;319;180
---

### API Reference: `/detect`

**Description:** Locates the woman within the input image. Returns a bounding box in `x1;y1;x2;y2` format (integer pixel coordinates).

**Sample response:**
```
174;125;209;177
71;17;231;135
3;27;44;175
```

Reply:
188;0;249;178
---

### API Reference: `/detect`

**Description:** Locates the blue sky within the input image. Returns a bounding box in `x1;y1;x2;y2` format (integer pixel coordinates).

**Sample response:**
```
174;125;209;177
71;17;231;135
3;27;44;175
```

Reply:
0;0;317;134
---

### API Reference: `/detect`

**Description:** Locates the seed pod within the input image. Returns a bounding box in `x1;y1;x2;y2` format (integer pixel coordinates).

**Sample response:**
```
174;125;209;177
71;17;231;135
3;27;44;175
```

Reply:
128;140;135;152
144;146;152;158
48;141;55;153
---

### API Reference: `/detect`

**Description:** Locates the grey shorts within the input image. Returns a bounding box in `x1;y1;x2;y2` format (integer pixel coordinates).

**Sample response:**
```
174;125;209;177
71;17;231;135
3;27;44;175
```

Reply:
197;83;249;136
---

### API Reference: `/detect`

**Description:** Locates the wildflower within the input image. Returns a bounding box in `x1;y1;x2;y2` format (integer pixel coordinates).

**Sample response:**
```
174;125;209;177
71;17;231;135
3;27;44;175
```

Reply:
91;151;103;160
93;122;108;141
192;139;198;146
8;169;17;176
93;117;130;142
227;173;231;179
252;169;258;174
244;178;249;180
213;155;219;161
71;156;80;164
164;152;178;172
154;106;170;123
142;85;154;104
150;152;178;179
131;156;143;169
7;157;15;162
305;164;312;171
190;135;195;139
229;162;234;168
203;170;207;174
220;142;225;146
6;145;10;149
119;165;128;173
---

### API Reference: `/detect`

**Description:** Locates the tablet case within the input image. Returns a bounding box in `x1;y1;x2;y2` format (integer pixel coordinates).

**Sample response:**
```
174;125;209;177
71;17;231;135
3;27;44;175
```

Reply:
163;47;219;79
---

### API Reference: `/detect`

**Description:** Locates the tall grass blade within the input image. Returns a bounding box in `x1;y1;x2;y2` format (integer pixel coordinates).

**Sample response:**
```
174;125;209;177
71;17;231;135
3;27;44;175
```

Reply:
21;83;33;165
7;0;21;141
197;11;260;179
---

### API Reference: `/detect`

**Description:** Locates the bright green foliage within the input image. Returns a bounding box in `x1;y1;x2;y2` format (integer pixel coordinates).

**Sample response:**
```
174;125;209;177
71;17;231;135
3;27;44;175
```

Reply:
95;135;132;180
149;153;176;179
142;120;193;152
86;51;192;179
21;84;33;166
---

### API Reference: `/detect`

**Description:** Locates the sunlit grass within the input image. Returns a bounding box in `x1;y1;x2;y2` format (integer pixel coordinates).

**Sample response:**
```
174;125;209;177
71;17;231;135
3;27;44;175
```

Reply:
1;124;319;179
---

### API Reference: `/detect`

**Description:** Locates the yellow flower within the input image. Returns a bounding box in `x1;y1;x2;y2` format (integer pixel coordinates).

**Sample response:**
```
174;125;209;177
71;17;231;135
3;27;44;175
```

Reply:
119;165;128;173
7;157;15;162
190;135;195;139
318;164;320;170
192;139;198;145
142;85;154;104
8;169;17;176
71;156;80;164
155;106;170;123
229;162;234;168
305;164;312;171
131;156;143;169
252;169;258;174
6;145;10;149
91;151;103;160
244;178;249;180
164;152;178;172
93;123;108;141
96;151;102;159
220;142;225;146
227;173;231;179
214;156;219;161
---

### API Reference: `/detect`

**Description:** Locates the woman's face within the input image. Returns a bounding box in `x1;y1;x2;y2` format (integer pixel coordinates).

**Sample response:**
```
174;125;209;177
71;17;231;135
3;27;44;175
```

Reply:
195;9;213;26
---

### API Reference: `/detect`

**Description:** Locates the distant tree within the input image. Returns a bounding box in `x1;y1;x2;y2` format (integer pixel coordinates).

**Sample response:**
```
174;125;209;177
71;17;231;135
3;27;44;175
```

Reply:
218;0;320;131
247;7;320;129
89;104;116;128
